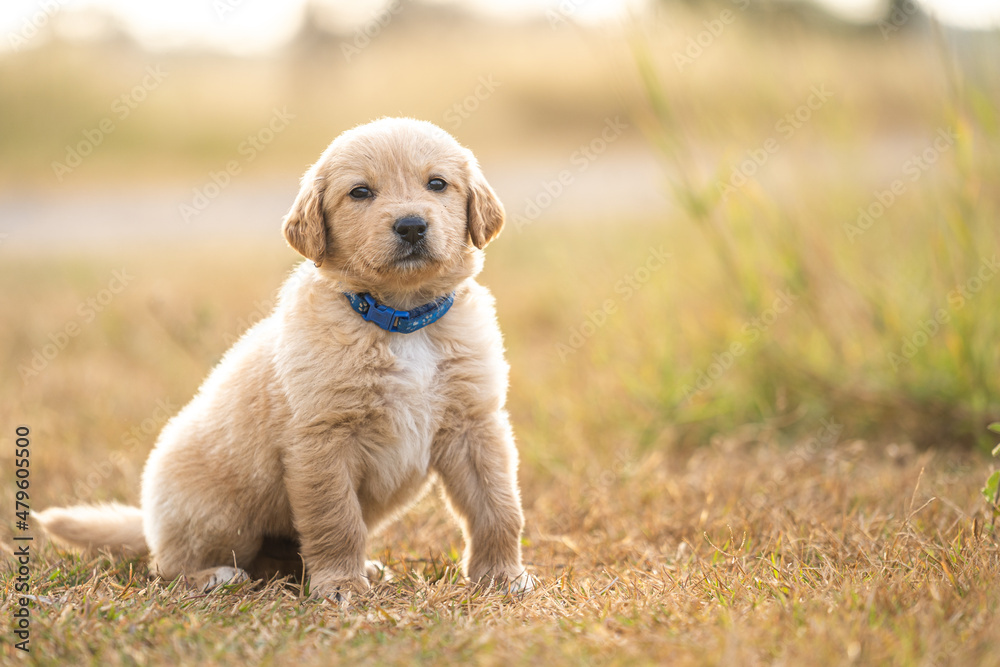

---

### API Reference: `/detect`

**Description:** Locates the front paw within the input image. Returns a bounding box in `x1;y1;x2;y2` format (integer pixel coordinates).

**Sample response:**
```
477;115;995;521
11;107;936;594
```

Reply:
473;568;537;595
506;570;537;594
307;573;369;604
365;559;394;583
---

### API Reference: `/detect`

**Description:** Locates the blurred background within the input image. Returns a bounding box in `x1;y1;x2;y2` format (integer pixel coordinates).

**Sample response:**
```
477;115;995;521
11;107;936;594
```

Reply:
1;0;999;508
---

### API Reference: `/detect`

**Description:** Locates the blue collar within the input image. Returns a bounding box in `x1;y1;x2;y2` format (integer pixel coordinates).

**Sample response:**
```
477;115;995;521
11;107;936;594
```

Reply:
343;291;455;334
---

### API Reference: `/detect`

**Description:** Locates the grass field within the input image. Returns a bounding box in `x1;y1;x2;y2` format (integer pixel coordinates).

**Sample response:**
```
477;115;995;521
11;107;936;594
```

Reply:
3;5;1000;665
2;236;999;664
4;413;1000;665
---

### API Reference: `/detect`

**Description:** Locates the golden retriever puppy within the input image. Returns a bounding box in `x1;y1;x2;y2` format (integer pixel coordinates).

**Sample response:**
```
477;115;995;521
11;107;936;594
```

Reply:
38;117;533;600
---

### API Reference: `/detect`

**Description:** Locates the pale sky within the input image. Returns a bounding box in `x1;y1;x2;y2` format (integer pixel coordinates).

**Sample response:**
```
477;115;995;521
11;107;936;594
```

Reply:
1;0;997;55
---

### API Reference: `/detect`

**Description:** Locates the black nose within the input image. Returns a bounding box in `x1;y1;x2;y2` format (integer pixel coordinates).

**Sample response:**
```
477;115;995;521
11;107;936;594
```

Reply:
393;216;427;245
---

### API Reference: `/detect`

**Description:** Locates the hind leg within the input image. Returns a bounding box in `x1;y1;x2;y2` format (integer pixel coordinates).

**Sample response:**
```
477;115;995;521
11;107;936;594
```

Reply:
141;445;274;586
148;523;261;582
143;499;263;586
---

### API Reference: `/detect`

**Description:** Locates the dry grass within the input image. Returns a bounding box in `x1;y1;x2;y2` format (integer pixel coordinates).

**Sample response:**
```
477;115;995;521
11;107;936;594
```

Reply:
5;427;1000;665
1;237;998;665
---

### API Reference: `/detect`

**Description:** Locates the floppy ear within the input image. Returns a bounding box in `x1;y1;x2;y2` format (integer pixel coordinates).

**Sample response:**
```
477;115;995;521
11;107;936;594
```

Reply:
466;164;505;249
282;172;328;266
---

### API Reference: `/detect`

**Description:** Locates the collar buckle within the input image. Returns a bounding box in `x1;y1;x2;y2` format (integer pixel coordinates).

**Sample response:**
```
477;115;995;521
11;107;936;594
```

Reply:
360;294;404;332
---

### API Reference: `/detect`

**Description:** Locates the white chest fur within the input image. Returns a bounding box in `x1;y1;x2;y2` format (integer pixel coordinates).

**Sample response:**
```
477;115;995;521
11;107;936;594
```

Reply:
358;331;442;518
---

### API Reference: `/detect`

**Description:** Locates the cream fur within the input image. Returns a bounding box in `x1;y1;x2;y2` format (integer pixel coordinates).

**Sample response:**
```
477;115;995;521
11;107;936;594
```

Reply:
37;118;531;599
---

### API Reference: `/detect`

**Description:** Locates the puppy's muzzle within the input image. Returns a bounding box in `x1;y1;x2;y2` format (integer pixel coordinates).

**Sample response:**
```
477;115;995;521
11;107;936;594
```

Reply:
393;216;427;245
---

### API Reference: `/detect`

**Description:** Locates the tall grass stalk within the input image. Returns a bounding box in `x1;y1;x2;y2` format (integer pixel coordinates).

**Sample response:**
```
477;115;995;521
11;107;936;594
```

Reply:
629;21;1000;448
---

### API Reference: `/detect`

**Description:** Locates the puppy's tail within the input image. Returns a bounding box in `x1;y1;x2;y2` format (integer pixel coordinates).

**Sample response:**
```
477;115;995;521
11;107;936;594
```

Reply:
35;503;148;556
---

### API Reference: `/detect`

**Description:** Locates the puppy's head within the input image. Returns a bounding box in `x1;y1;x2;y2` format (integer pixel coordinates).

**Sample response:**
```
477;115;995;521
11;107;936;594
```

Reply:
282;118;504;300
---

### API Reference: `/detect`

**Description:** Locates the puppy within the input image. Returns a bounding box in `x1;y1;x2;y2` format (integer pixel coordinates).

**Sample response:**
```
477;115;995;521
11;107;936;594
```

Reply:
38;117;532;599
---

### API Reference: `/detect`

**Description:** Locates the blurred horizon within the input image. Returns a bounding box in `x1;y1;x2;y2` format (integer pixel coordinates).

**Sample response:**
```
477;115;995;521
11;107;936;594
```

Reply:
1;0;998;252
1;0;999;57
2;0;999;451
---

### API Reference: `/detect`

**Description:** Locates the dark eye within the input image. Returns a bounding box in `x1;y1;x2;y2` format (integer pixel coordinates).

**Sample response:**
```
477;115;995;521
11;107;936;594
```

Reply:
349;186;372;200
427;178;447;192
